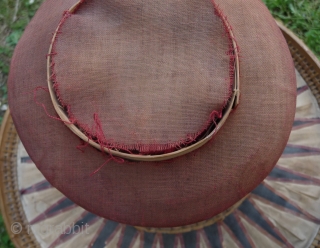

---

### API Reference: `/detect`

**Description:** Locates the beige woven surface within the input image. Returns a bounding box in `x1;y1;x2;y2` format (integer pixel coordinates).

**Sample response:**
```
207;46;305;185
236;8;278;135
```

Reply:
277;22;320;248
0;20;320;247
0;111;39;248
135;196;248;234
312;232;320;248
278;22;320;109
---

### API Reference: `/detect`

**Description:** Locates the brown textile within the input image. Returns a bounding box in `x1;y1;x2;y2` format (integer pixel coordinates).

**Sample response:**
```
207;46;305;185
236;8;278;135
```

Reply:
8;0;296;227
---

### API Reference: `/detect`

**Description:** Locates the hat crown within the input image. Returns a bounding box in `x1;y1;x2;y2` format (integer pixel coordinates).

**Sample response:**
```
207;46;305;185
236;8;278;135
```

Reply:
48;0;237;158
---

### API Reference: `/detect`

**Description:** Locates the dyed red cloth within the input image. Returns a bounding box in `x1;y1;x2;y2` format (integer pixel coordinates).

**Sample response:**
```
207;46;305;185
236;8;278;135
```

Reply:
8;0;296;227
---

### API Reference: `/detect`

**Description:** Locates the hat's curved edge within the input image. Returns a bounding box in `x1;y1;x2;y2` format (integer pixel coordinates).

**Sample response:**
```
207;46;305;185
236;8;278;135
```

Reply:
8;0;297;227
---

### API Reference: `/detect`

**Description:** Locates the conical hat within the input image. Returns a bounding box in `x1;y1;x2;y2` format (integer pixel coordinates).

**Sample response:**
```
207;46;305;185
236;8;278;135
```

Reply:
8;0;296;227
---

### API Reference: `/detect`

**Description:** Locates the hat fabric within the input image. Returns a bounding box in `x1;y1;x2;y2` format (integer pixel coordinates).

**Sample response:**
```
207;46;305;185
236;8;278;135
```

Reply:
8;0;296;227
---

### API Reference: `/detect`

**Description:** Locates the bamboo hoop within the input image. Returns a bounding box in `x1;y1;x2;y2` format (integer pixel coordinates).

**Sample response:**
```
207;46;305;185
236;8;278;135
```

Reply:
46;0;240;162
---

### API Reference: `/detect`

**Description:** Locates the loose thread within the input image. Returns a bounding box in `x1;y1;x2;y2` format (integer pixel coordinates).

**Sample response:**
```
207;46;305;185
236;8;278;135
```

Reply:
88;113;126;175
92;113;134;155
210;110;223;125
93;113;108;148
32;86;73;124
212;0;240;112
76;138;90;153
90;157;113;176
46;52;57;59
90;153;125;176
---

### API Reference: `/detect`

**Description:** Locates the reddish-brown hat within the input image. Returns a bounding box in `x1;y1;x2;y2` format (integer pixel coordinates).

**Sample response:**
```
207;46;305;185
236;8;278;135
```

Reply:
8;0;296;227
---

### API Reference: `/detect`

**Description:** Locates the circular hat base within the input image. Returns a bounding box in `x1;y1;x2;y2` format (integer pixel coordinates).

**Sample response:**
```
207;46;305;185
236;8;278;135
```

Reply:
8;0;297;227
1;22;320;247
